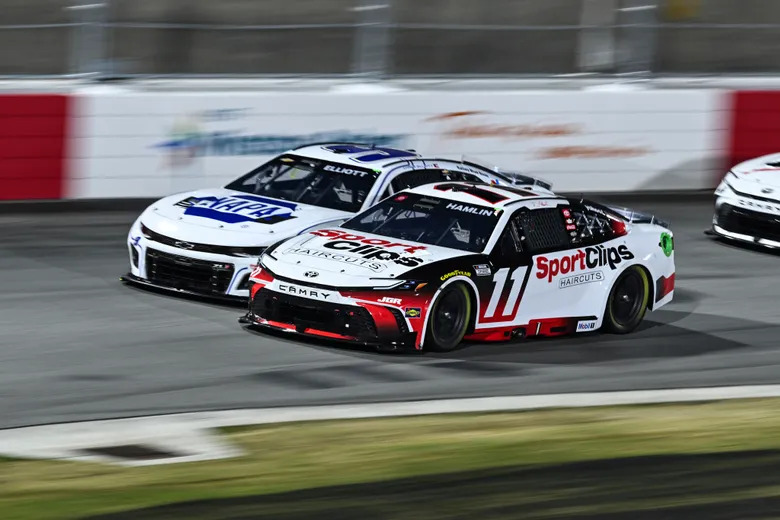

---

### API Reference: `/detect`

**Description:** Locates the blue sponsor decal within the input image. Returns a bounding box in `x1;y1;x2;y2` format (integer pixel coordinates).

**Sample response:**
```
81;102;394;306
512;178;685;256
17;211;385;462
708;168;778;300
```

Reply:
176;194;298;224
322;144;417;163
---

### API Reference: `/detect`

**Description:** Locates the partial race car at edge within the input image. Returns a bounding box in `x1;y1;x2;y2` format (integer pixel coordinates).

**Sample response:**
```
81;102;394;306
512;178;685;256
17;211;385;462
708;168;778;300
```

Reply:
122;142;551;301
242;181;675;352
712;152;780;249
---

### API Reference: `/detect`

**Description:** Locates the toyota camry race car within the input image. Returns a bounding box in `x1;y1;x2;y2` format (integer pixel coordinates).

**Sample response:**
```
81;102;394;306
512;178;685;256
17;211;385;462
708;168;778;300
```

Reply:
712;153;780;249
242;181;676;351
122;143;550;300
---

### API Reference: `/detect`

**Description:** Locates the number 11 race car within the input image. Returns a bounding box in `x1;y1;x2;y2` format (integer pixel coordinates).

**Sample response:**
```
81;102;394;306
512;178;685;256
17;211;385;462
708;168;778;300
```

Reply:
242;181;676;352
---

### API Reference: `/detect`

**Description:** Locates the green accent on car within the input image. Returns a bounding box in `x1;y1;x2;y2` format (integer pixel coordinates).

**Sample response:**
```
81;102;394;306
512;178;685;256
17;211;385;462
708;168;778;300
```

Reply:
660;232;674;257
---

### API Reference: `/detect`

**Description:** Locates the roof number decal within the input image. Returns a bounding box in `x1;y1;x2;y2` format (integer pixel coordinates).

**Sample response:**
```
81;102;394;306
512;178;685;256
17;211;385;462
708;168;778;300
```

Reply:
323;144;417;163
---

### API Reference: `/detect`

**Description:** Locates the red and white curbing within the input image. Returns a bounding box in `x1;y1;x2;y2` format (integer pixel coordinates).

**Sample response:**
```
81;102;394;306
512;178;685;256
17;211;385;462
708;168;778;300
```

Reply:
3;385;780;466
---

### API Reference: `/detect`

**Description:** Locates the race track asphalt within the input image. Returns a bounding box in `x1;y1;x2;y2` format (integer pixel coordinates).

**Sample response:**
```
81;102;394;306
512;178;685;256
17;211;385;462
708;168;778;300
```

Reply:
1;197;778;429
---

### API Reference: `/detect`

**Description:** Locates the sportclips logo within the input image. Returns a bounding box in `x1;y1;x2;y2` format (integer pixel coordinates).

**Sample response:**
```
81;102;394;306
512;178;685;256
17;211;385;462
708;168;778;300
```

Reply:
309;229;426;268
536;245;634;283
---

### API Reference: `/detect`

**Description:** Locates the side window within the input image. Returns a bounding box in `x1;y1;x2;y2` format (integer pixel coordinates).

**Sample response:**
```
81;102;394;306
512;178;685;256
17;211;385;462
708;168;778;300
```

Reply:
512;208;571;254
568;203;625;246
493;222;524;262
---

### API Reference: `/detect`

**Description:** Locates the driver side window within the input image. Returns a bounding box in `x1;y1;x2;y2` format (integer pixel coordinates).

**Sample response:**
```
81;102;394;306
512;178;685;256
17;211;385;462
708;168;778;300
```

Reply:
511;208;571;254
494;222;524;262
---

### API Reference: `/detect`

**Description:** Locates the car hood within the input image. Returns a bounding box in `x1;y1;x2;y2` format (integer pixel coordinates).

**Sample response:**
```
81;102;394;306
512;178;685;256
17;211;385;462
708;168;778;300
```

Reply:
139;189;351;247
731;154;780;196
262;227;467;288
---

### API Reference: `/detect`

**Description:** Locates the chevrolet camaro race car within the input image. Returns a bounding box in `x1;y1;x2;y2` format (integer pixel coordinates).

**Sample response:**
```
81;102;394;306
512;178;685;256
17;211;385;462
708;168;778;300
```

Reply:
122;143;551;300
712;152;780;249
242;181;676;352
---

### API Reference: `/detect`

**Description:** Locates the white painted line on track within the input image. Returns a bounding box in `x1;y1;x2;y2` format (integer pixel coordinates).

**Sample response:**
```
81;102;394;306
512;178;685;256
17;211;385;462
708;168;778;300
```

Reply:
3;384;780;465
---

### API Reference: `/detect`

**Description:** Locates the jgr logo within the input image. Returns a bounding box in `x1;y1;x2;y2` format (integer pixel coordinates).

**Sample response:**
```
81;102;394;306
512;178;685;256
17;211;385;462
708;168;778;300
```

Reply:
536;245;634;283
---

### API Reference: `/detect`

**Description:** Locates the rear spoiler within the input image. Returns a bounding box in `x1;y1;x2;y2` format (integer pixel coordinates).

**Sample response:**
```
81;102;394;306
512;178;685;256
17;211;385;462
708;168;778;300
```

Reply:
460;156;554;192
606;205;671;229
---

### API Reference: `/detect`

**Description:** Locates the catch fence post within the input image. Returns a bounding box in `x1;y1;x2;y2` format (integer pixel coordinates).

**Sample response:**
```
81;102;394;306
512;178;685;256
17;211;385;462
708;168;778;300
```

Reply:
65;2;108;78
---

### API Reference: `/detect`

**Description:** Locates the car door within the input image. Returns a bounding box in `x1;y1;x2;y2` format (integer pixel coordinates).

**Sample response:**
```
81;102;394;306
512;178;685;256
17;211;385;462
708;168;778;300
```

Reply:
517;201;633;331
473;213;533;329
481;204;577;330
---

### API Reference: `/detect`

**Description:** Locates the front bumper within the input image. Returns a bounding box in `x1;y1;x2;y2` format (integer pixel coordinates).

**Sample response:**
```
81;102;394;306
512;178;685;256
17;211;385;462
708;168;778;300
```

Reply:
126;225;257;300
244;287;419;350
712;202;780;249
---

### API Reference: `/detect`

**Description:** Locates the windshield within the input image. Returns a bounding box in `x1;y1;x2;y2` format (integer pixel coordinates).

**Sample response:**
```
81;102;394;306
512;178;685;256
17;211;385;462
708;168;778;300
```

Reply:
225;154;378;213
342;192;501;252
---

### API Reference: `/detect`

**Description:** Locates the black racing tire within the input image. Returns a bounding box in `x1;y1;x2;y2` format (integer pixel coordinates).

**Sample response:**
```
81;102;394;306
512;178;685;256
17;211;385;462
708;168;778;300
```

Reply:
603;265;650;334
424;282;472;352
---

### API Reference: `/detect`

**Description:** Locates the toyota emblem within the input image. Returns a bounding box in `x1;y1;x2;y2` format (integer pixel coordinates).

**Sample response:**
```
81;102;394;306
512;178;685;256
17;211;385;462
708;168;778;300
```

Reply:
761;187;775;194
174;241;195;250
304;271;319;278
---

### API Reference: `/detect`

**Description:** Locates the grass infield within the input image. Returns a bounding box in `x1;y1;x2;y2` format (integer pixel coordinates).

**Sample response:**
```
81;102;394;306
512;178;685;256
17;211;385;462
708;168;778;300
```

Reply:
4;399;780;519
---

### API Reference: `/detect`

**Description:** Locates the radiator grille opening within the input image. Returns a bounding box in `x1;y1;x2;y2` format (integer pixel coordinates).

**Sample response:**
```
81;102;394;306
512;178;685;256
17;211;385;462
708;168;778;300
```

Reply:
146;249;234;294
251;289;378;340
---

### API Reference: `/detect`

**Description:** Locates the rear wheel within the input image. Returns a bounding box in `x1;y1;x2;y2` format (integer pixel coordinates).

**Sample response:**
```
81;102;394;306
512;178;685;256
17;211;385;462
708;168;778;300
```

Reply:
603;265;649;334
424;283;472;352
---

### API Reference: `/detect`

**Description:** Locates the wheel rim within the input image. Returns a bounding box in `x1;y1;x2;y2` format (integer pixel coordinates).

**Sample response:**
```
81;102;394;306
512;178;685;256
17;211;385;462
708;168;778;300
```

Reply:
431;287;468;346
610;270;644;327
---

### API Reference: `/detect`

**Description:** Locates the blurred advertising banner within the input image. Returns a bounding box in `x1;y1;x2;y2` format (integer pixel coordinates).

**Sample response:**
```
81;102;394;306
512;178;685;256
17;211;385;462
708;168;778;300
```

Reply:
663;0;702;21
0;95;70;200
67;89;724;198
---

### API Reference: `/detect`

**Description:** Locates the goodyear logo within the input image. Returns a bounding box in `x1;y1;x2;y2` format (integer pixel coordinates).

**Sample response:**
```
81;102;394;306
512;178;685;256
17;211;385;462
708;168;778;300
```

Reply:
440;270;471;281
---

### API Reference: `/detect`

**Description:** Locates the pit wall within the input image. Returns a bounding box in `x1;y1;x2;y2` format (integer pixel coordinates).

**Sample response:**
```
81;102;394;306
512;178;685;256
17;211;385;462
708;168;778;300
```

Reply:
1;88;776;201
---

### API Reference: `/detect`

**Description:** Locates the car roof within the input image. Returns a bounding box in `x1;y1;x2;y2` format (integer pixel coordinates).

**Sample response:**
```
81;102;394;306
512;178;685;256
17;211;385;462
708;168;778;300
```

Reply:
290;143;556;195
292;142;422;169
290;142;507;177
406;181;566;208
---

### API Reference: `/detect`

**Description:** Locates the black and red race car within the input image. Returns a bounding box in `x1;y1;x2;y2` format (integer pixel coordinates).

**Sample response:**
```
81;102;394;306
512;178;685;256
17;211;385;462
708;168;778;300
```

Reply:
241;181;675;352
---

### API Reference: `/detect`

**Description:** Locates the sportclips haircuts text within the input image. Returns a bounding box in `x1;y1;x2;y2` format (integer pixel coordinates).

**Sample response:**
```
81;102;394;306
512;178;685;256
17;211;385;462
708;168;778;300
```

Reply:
308;229;425;268
536;245;634;283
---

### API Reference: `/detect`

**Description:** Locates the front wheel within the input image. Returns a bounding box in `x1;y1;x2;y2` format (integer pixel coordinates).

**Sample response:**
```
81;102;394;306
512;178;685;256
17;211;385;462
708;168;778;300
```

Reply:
603;265;650;334
424;282;472;352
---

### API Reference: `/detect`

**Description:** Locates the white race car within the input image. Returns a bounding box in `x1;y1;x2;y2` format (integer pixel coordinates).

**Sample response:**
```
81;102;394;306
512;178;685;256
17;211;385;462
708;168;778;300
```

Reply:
713;152;780;249
243;181;676;352
123;143;550;300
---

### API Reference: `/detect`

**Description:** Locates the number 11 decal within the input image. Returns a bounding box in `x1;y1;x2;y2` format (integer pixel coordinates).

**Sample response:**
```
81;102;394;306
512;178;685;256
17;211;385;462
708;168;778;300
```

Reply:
484;266;528;319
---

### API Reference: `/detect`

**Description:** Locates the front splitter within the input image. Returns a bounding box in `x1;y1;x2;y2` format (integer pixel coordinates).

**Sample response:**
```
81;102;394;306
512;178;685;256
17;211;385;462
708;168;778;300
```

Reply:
120;273;248;305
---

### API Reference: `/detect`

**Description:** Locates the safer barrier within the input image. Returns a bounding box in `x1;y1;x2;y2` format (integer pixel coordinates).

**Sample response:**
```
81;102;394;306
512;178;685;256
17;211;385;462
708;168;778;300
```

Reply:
0;86;773;201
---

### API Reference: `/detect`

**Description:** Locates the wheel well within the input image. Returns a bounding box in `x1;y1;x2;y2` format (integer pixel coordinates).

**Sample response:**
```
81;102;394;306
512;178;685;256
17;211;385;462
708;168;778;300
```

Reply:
605;264;655;318
463;282;479;334
638;265;655;311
